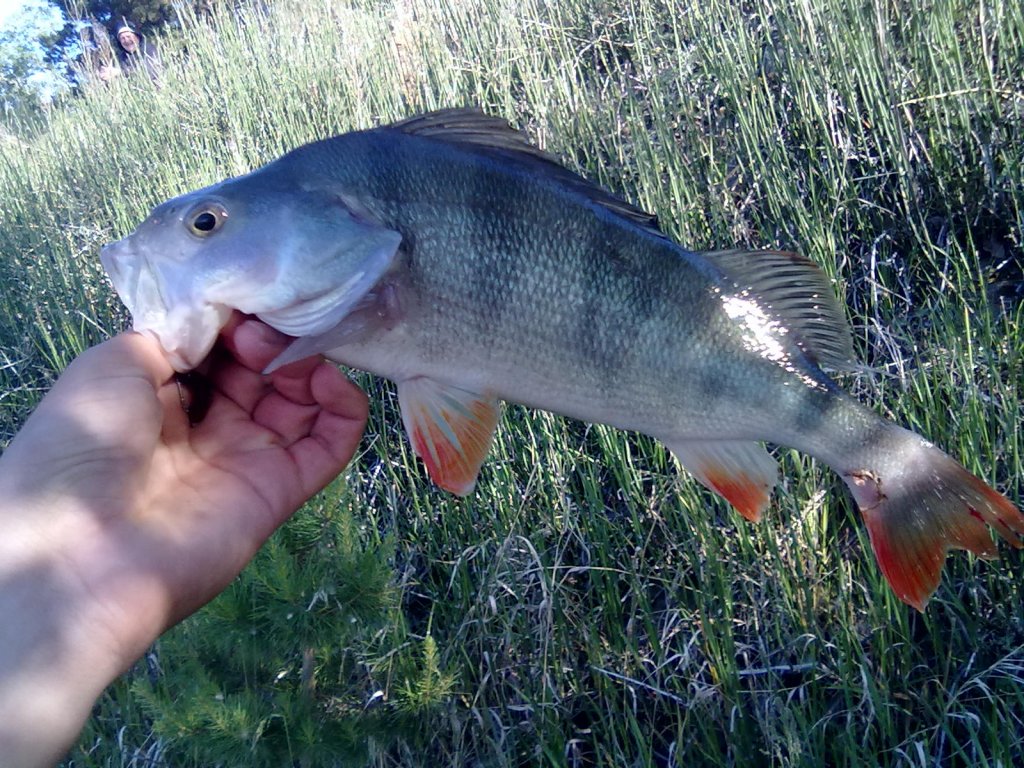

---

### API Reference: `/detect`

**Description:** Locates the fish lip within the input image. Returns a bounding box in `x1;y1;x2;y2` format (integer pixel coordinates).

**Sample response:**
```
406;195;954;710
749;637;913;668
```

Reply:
99;242;121;282
138;301;231;372
137;328;194;371
100;239;168;318
101;239;227;372
157;299;235;371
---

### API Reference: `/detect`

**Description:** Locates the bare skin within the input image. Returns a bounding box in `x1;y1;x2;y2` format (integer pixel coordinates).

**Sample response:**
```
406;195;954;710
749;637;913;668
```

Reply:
0;315;367;767
118;30;139;54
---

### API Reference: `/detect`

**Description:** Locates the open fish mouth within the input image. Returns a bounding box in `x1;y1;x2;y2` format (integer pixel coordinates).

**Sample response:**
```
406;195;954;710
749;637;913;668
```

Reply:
101;240;230;371
137;303;231;371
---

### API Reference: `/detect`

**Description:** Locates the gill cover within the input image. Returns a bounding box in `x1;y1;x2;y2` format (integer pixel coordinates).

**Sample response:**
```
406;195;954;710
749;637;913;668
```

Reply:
101;171;403;371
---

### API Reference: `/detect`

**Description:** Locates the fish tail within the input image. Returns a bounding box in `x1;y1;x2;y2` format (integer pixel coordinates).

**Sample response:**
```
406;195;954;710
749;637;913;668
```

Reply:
838;427;1023;610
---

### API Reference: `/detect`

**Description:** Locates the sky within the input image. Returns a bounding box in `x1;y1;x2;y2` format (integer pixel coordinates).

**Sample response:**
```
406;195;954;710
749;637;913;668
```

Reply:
0;1;60;32
0;0;26;28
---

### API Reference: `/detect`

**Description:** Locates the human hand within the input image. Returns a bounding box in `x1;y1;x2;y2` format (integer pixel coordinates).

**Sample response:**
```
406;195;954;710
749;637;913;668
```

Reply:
97;63;118;83
0;315;367;767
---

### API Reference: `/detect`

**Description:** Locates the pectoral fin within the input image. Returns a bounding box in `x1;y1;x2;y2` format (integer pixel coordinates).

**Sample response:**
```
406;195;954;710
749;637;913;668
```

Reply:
397;378;501;496
265;281;406;373
668;440;779;522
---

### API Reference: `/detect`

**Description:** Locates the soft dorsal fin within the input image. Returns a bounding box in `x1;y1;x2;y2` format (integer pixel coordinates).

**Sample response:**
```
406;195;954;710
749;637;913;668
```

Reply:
384;108;666;240
700;249;857;370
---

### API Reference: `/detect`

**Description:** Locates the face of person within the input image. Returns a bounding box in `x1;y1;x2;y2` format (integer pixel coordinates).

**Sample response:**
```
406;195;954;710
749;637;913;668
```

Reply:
118;31;139;53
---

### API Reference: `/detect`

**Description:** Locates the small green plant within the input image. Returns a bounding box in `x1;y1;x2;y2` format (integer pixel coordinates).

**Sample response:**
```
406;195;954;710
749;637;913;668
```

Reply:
94;481;452;766
395;636;457;717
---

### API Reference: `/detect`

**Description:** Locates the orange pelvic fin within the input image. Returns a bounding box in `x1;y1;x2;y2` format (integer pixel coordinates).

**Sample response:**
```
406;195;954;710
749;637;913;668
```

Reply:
397;377;500;496
668;440;779;522
842;438;1023;611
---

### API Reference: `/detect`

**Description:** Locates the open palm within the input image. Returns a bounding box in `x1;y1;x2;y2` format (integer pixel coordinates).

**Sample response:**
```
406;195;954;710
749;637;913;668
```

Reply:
0;316;366;766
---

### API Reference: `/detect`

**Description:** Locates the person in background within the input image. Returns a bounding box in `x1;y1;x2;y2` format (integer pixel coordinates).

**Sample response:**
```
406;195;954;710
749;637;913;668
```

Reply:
0;316;368;767
115;19;163;82
74;22;121;86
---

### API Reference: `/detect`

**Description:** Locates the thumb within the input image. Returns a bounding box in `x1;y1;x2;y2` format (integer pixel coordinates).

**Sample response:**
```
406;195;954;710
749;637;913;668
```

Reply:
5;334;178;484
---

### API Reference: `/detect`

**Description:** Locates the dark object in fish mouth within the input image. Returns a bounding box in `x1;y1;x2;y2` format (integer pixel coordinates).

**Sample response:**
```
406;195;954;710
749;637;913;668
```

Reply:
175;370;213;426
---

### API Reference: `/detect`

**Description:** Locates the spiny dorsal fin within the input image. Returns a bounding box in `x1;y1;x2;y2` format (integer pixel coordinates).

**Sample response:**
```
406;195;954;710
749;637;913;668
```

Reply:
389;108;552;161
700;249;857;370
384;108;665;239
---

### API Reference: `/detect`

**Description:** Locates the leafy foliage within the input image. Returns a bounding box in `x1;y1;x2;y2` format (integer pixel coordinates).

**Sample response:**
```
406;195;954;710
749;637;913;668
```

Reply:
55;0;179;34
89;481;454;766
0;0;69;116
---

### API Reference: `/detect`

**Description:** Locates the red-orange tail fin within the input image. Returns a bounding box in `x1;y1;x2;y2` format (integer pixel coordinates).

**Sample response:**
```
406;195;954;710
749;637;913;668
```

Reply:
841;435;1023;611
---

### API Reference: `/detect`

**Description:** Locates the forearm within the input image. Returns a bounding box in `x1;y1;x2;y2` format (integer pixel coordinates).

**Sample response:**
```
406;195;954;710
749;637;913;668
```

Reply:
0;493;162;767
0;601;122;767
0;562;115;765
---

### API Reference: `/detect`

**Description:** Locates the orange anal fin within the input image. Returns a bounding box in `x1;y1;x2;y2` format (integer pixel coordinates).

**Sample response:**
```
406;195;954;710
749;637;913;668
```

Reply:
708;473;773;523
668;440;779;522
842;440;1023;612
397;377;500;496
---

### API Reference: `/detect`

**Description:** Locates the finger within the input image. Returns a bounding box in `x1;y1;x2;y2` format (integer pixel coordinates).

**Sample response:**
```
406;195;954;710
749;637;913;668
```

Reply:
286;363;368;498
221;317;293;373
213;334;324;413
41;332;176;448
267;355;323;406
60;332;175;397
219;310;247;337
251;393;320;445
199;363;365;484
313;363;370;423
208;354;273;417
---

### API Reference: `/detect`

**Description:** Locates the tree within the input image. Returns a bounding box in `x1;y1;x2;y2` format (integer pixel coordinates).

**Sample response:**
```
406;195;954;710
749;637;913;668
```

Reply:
0;0;69;117
55;0;180;36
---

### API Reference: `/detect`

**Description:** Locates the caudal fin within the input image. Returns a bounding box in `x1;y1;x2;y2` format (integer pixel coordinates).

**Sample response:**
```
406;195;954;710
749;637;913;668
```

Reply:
841;433;1023;611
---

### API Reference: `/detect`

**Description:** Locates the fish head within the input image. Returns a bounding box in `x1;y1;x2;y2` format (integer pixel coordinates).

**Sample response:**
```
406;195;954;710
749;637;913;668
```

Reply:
101;168;403;372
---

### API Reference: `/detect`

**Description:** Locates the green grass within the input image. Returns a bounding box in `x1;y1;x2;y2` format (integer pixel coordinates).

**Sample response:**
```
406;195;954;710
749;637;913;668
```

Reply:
2;0;1023;764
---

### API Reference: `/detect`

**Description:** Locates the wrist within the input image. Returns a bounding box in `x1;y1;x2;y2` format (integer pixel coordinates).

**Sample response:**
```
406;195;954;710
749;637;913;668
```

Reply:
0;501;161;767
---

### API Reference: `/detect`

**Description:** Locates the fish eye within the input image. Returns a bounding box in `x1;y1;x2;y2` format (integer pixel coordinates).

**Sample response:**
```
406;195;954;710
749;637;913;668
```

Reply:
185;203;228;237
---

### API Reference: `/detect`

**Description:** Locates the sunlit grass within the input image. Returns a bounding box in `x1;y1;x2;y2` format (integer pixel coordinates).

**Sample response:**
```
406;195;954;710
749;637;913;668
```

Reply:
1;0;1022;765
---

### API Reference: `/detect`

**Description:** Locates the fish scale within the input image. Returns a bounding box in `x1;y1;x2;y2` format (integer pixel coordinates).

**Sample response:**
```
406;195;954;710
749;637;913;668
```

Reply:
100;108;1023;611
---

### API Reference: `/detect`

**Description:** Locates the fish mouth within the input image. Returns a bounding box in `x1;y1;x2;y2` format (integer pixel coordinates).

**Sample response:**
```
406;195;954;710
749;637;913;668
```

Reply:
131;290;232;372
101;240;229;372
141;302;231;371
135;328;194;371
99;242;124;286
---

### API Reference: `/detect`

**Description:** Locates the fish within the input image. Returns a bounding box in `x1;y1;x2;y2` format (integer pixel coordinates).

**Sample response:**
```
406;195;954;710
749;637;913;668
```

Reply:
100;108;1023;611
